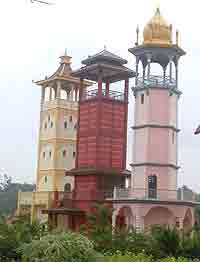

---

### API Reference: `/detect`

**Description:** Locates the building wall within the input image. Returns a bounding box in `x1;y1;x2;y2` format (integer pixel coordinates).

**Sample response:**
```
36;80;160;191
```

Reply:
78;99;126;170
132;88;179;197
37;99;78;192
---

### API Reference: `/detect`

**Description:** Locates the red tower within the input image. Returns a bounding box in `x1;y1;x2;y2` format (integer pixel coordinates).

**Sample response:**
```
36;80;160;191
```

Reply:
68;49;135;216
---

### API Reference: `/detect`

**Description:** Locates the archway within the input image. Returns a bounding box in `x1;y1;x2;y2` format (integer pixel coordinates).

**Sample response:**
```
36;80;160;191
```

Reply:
144;206;175;232
64;183;71;192
115;206;134;231
183;209;192;232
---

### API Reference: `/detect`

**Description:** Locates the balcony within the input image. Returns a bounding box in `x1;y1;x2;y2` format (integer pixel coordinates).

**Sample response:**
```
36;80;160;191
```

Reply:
82;89;125;102
135;75;177;90
113;188;197;202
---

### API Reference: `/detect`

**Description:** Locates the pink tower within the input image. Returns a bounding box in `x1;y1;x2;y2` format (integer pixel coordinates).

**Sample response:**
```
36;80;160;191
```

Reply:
112;8;196;232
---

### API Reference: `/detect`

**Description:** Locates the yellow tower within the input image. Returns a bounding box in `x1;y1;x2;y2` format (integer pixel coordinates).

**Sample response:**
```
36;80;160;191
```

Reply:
17;52;90;222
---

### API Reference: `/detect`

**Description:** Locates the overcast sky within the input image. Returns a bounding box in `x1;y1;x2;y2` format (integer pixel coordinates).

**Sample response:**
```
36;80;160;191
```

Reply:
0;0;200;192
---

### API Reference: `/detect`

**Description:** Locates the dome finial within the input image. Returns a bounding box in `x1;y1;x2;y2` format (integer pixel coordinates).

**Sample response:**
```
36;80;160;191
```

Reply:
143;7;172;46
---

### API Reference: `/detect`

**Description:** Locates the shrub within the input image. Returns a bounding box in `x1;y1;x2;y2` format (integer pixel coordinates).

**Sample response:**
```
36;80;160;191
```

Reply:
19;231;96;262
104;252;154;262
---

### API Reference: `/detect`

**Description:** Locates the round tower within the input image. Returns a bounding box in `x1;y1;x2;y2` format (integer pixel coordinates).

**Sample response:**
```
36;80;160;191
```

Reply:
129;8;185;200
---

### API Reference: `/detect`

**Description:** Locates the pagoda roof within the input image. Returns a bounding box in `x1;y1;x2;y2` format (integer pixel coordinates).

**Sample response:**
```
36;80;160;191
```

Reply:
72;62;135;83
35;54;91;86
82;49;128;66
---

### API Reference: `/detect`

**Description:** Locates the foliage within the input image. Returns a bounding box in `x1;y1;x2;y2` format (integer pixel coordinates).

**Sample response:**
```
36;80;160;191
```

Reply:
104;252;154;262
81;203;113;253
19;231;96;262
0;215;47;261
149;225;182;258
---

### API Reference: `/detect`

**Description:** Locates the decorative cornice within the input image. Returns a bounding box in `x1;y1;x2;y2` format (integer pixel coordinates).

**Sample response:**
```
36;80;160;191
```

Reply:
132;124;180;132
130;162;180;170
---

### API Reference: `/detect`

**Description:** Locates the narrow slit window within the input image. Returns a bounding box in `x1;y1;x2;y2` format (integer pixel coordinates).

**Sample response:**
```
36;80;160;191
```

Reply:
141;94;144;104
63;150;66;157
73;151;76;158
64;121;67;129
172;131;175;144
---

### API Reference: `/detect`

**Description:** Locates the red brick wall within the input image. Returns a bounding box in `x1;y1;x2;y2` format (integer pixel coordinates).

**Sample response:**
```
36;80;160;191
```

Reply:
77;99;126;170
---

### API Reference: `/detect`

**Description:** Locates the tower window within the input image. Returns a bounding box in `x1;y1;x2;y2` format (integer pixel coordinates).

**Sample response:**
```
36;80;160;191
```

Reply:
48;115;50;122
73;151;76;158
44;176;48;183
141;94;144;104
50;121;53;128
64;183;71;192
62;150;66;157
172;131;175;144
148;175;157;199
43;152;46;159
64;121;67;129
49;151;52;158
69;116;72;122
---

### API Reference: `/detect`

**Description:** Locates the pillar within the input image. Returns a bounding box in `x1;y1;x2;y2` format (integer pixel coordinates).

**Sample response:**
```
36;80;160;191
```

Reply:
75;87;78;101
49;86;52;101
175;62;179;88
147;57;151;81
41;86;45;104
105;81;110;97
169;59;173;83
142;66;146;83
123;79;129;169
163;67;166;86
98;72;103;97
56;81;61;99
135;57;139;86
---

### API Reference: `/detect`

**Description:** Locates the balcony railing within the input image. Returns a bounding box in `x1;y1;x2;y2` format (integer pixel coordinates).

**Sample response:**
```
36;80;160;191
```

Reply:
113;188;197;202
82;89;125;102
135;75;177;90
18;188;197;209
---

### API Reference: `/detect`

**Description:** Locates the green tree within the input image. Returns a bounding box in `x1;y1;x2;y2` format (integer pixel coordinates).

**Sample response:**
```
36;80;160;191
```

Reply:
0;215;47;261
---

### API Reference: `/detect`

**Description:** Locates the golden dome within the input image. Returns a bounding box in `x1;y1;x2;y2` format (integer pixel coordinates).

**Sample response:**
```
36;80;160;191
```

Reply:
143;8;172;46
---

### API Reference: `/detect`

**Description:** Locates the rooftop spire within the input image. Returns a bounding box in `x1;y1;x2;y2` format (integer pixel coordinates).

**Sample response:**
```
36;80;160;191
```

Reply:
60;49;72;64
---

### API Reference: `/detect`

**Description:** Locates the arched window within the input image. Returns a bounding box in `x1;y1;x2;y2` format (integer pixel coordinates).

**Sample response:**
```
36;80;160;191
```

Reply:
73;151;76;158
64;121;67;129
43;152;46;159
69;116;72;122
49;151;52;158
148;175;157;199
50;121;53;128
64;183;71;192
44;176;48;183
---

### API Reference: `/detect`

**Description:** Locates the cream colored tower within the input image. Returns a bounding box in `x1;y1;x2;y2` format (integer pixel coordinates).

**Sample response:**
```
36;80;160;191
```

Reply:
35;54;80;192
17;53;89;222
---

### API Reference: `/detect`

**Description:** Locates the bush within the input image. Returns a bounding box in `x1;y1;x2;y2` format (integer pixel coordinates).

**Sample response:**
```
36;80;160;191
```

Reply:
20;231;96;262
104;252;154;262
